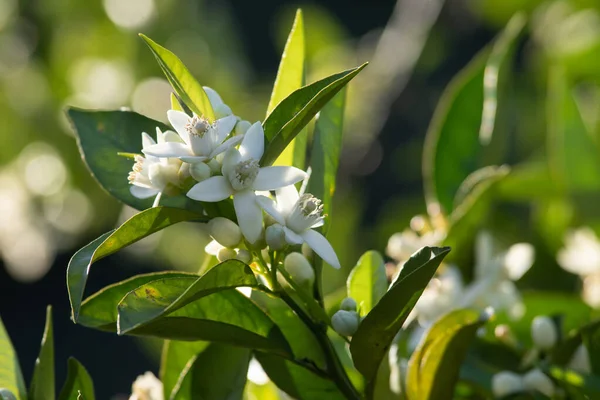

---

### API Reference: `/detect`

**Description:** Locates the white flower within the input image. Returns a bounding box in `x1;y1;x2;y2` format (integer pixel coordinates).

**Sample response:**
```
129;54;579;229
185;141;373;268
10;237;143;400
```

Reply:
386;229;444;263
558;227;600;276
523;369;555;397
492;371;524;398
531;316;558;350
128;128;183;200
256;184;341;269
203;86;233;118
143;110;239;164
129;371;163;400
186;123;307;244
412;266;464;326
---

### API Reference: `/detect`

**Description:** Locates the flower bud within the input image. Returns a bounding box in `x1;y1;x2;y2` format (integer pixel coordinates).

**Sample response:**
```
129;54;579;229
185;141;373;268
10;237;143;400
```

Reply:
190;162;211;182
266;224;286;250
234;120;251;136
531;316;558;350
301;242;313;259
284;252;315;287
0;389;17;400
217;247;237;262
523;369;554;397
214;103;233;119
568;344;591;373
207;159;221;174
491;371;524;398
331;310;360;336
236;249;252;264
208;217;242;248
340;297;357;311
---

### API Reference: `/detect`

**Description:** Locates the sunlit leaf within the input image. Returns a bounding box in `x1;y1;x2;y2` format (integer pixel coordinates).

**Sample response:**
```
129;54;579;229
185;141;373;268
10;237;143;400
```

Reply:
29;306;55;400
57;358;94;400
347;250;387;316
0;316;26;400
547;366;600;397
161;340;210;399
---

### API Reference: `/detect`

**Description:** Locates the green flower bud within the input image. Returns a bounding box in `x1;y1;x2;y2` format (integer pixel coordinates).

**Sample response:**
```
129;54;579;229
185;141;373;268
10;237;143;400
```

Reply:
531;316;558;350
234;120;251;136
217;247;237;262
266;224;286;250
214;103;233;119
0;389;17;400
491;371;523;398
207;159;221;174
284;252;315;287
331;310;360;336
190;162;211;182
208;217;242;248
523;369;554;397
340;297;357;311
236;249;252;264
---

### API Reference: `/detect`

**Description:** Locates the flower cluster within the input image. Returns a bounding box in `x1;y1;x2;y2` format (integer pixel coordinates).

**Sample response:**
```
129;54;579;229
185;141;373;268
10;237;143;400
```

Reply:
127;88;340;269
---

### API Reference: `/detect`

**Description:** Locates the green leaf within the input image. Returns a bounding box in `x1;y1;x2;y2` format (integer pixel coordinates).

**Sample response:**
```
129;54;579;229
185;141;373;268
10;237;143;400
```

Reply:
67;108;203;212
581;321;600;375
170;344;250;400
161;340;210;399
406;309;488;400
547;66;600;192
67;206;205;321
139;34;215;121
57;358;94;400
347;250;387;316
423;15;523;215
350;246;451;382
547;366;600;397
0;316;26;400
261;63;367;166
29;306;55;400
117;260;258;332
307;88;346;233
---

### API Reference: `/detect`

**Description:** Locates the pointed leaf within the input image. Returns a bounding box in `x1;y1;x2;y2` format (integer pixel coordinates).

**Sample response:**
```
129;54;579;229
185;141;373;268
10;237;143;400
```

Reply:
347;250;387;316
57;358;94;400
0;316;26;400
140;34;215;121
161;340;210;399
29;306;55;400
350;246;451;382
67;206;205;321
261;63;367;166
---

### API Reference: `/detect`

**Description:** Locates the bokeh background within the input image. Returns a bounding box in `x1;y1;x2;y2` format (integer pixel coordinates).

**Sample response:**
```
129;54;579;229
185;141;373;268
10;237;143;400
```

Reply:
2;0;600;397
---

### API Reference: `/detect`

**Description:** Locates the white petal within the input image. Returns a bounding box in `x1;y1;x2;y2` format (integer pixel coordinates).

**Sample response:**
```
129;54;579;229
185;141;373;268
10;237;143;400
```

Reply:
203;86;224;107
141;132;156;149
276;185;300;215
221;147;242;177
239;122;264;161
155;127;165;144
209;135;243;158
215;115;238;143
233;190;263;244
255;195;285;225
130;185;159;199
167;110;191;145
143;142;193;158
253;167;307;191
204;239;224;256
283;226;304;245
180;155;208;164
311;219;325;228
186;176;233;202
301;229;340;269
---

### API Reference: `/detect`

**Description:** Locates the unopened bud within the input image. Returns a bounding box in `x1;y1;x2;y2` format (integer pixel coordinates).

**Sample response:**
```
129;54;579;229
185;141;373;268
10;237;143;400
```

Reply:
207;159;221;174
214;103;233;119
301;242;313;259
236;249;252;264
331;310;360;336
568;344;591;373
523;369;554;397
266;224;286;250
340;297;357;311
492;371;523;398
190;162;211;182
234;120;251;136
284;252;315;287
208;217;242;248
217;247;237;262
531;316;558;350
0;389;17;400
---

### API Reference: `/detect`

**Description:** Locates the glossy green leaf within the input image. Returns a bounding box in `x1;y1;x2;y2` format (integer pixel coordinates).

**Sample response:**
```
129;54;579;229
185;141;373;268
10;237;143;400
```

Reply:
350;246;451;382
170;344;250;400
307;88;346;233
0;316;26;400
347;250;387;316
117;260;258;332
79;271;194;330
140;34;215;121
170;92;184;112
68;206;205;321
496;162;557;201
261;63;367;166
57;358;94;400
547;366;600;397
406;309;488;400
423;15;523;215
581;321;600;375
552;320;600;366
29;306;55;400
547;66;600;192
161;341;210;399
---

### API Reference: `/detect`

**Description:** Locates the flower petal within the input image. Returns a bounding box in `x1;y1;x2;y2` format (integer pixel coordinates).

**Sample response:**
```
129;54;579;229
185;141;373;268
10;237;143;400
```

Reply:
210;135;243;159
283;226;304;245
301;229;341;269
167;110;191;145
222;147;242;177
239;122;264;161
253;167;308;191
204;239;224;256
255;195;285;225
179;155;208;164
203;86;224;107
311;219;325;228
130;185;159;199
186;176;233;202
276;185;300;215
233;190;263;244
215;115;238;143
143;142;193;158
141;132;156;149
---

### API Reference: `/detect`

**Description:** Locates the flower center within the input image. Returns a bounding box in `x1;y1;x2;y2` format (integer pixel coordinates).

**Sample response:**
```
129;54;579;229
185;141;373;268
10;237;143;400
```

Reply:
185;116;210;137
287;193;325;233
128;155;145;183
228;159;259;191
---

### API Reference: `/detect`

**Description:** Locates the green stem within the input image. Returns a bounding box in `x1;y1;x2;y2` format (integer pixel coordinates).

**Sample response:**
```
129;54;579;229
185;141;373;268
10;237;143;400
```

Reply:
279;290;361;400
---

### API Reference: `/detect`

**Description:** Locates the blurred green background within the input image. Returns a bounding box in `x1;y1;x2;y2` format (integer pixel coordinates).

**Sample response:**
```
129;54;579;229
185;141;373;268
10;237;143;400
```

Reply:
3;0;600;397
